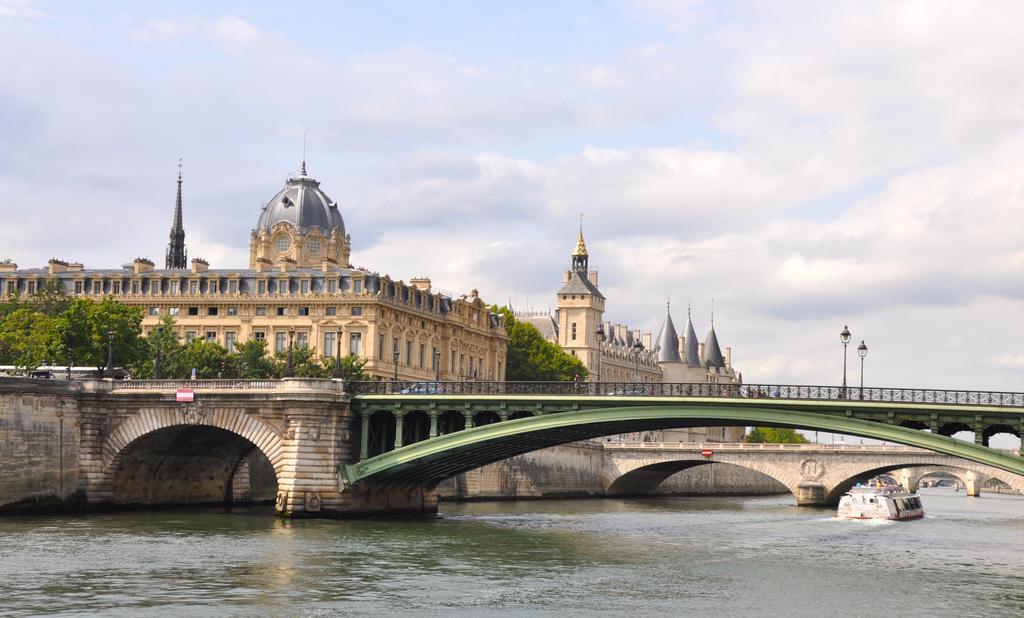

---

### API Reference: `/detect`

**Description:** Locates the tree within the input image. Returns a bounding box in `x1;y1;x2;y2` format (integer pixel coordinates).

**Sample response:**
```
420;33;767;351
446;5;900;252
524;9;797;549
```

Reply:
235;339;282;379
492;306;587;382
0;308;58;370
745;427;810;444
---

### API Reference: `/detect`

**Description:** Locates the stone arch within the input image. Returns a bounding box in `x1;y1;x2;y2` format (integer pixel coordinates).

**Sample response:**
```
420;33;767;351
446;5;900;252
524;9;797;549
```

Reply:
102;406;285;475
824;461;1024;505
605;456;800;499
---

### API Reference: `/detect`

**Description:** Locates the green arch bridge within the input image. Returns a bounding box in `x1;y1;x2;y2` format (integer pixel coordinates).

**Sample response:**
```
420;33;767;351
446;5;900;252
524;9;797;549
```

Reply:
344;381;1024;488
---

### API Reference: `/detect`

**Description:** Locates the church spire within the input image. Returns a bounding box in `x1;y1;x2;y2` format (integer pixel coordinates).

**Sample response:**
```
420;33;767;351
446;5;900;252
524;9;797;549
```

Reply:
571;213;589;273
165;159;187;269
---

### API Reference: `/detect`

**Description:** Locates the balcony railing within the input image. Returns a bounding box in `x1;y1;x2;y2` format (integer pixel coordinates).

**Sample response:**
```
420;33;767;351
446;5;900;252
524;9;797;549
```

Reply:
346;380;1024;408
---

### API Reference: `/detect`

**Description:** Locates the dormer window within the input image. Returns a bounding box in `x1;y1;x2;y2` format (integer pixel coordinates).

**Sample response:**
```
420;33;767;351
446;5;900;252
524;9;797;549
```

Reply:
276;236;291;252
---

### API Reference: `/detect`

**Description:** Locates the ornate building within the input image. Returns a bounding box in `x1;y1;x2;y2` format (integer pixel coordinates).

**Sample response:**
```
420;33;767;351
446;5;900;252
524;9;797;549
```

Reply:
0;163;508;381
518;224;743;442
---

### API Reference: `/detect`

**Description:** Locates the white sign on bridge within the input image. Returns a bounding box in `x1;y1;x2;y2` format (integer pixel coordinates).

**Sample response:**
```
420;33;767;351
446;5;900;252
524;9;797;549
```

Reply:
175;389;195;403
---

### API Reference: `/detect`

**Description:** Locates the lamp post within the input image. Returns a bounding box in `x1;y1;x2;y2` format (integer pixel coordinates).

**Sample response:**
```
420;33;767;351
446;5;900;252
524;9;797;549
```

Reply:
632;340;644;382
154;325;164;380
284;328;295;378
433;349;441;383
595;326;605;385
105;329;114;378
333;329;344;379
857;340;868;400
392;344;400;383
840;325;851;398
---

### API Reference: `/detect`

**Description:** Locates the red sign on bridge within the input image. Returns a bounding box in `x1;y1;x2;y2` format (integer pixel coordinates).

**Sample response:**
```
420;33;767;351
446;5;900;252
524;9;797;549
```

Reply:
701;449;714;458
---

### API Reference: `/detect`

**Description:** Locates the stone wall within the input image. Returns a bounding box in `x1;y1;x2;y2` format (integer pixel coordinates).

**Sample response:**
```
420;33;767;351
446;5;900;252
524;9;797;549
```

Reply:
0;378;80;512
437;441;788;500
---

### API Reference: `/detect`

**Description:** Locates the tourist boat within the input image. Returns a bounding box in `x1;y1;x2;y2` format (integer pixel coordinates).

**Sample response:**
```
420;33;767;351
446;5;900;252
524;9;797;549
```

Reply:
836;483;924;521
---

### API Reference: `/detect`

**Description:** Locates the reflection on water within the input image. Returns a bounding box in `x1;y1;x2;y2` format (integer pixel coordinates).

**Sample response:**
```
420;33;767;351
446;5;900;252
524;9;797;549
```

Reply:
1;488;1022;616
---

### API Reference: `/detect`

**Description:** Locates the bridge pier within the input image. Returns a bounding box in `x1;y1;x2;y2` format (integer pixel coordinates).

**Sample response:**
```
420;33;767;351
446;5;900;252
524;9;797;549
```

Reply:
794;482;828;506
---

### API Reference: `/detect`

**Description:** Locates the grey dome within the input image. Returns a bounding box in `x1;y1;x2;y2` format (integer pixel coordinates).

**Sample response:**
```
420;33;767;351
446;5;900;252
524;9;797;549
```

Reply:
256;171;344;235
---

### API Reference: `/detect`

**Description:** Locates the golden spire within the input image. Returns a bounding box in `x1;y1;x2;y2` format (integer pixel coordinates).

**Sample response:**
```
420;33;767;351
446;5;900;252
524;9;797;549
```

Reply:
572;213;588;257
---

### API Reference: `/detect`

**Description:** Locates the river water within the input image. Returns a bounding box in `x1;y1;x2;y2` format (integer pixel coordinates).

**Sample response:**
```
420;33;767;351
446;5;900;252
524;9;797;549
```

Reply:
1;488;1022;617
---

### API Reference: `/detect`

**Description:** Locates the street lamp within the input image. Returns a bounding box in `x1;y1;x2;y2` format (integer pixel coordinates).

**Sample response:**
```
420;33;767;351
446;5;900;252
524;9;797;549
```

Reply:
857;340;868;400
154;325;164;380
433;349;441;383
595;326;606;384
284;328;295;378
105;329;114;378
333;328;344;379
392;343;400;383
632;340;644;382
840;325;851;398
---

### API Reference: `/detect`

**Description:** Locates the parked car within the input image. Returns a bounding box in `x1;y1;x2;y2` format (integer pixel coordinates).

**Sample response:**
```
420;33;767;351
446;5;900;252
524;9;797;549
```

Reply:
400;382;446;395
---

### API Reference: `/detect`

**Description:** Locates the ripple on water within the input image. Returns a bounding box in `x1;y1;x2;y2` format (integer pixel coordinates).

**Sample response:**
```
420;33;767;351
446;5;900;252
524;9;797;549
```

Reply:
0;493;1022;616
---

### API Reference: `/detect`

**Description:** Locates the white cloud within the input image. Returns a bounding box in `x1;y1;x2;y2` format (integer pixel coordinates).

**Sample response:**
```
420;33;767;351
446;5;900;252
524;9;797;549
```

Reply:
1;2;1023;393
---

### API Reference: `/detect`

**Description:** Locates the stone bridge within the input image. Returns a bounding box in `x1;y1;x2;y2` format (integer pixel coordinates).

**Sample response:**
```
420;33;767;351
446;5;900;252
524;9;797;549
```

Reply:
601;442;1024;505
2;377;1023;517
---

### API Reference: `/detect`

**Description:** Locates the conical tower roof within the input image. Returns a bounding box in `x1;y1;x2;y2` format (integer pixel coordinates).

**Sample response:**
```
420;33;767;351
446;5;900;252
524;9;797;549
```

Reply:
683;307;700;367
655;302;681;363
704;325;726;369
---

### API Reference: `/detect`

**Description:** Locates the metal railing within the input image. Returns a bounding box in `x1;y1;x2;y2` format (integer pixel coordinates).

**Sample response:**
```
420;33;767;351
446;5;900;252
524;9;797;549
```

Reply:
346;380;1024;408
600;442;928;451
111;379;282;391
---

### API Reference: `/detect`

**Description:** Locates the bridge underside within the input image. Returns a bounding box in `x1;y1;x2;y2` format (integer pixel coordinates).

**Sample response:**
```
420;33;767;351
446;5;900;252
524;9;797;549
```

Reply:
112;426;278;508
347;403;1024;488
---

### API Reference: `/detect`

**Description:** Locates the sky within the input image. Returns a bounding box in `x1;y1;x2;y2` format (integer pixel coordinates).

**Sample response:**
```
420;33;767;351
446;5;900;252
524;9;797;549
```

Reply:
2;1;1023;416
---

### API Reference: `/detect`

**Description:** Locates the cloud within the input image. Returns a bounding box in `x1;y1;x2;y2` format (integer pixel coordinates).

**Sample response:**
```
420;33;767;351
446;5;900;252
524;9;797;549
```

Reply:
1;1;1022;394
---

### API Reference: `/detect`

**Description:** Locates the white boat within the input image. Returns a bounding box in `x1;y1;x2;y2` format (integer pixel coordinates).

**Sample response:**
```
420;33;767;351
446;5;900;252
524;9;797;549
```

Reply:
836;484;924;521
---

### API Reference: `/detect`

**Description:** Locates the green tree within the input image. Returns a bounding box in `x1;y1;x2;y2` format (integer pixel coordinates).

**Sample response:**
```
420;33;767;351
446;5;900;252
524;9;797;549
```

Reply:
0;308;58;371
492;306;587;381
236;339;282;379
745;427;810;444
176;338;236;379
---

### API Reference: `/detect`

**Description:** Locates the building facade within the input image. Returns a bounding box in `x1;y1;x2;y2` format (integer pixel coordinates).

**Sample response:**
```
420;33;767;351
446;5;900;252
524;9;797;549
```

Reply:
0;164;508;382
518;225;744;442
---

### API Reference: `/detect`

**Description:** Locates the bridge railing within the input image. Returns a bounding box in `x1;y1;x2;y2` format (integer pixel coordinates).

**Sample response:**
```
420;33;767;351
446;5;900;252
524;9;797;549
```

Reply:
600;442;929;451
346;380;1024;408
111;379;282;391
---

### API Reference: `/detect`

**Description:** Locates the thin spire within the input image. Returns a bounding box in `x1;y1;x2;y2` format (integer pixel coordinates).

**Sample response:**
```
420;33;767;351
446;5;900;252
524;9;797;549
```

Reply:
572;213;588;257
166;158;187;269
300;133;307;176
710;298;715;327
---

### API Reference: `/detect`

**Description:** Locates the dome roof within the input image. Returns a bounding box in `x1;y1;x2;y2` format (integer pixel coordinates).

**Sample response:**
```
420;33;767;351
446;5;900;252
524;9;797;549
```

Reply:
256;168;344;236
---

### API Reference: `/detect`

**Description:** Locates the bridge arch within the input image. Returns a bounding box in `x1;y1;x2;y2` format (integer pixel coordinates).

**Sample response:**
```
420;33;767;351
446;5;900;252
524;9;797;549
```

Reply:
606;459;792;497
102;407;284;472
103;408;285;508
824;461;1024;505
346;403;1024;489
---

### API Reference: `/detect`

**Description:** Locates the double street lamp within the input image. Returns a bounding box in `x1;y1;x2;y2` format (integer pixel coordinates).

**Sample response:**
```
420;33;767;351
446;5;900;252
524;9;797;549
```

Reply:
284;328;295;378
332;328;344;379
632;340;644;382
433;349;441;383
595;326;606;383
104;329;114;378
857;340;868;399
840;325;851;398
392;343;400;382
154;325;165;379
